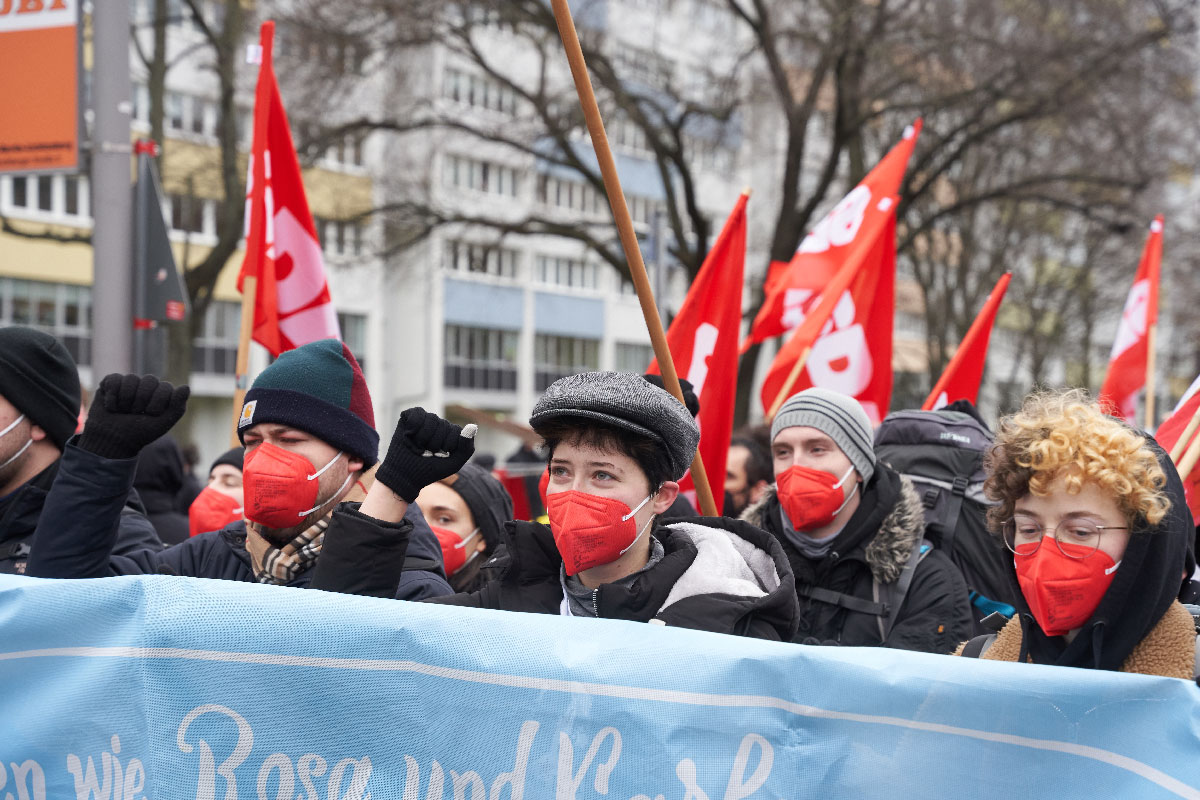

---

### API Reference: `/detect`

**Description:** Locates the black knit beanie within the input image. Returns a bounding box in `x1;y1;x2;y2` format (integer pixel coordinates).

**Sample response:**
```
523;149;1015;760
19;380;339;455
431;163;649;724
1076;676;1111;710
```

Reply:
0;326;81;450
451;463;513;552
209;447;244;475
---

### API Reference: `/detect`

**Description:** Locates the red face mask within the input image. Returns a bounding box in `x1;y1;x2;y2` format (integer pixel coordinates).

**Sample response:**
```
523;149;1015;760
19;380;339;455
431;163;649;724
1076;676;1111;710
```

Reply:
188;487;243;537
547;490;653;576
1015;541;1120;637
433;526;481;577
538;468;550;508
776;464;857;532
242;443;351;530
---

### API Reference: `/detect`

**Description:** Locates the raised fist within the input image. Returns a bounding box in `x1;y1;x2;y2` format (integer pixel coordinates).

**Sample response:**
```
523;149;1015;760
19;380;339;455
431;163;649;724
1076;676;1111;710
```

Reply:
373;407;477;503
78;374;190;459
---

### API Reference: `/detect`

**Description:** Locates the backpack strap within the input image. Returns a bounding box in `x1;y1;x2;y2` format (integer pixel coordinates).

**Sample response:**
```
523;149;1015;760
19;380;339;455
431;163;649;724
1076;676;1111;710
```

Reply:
799;584;889;617
961;633;998;659
0;540;31;563
875;540;933;642
940;476;969;555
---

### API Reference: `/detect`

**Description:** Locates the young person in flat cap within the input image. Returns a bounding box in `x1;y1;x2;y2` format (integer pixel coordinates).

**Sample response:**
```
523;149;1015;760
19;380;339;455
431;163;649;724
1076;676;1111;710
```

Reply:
957;390;1196;678
742;387;972;652
316;371;800;640
27;339;470;601
0;326;162;574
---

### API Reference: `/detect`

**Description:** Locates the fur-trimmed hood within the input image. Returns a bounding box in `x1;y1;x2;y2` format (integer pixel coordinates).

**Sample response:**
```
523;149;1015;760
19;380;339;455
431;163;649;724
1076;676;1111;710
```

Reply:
741;467;926;585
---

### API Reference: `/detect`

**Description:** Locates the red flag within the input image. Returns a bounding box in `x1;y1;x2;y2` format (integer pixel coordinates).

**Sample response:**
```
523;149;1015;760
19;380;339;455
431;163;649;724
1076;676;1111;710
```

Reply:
648;193;748;515
1097;215;1164;423
239;21;340;356
760;200;897;424
922;272;1012;410
1153;385;1200;525
744;119;920;351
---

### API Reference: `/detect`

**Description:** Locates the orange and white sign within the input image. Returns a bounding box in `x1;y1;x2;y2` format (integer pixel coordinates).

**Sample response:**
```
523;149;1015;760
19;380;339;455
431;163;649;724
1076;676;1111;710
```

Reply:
0;0;80;174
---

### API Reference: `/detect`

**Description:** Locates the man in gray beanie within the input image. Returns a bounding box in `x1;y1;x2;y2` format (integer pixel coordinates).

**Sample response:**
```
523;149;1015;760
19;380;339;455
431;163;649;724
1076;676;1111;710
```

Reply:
741;387;971;652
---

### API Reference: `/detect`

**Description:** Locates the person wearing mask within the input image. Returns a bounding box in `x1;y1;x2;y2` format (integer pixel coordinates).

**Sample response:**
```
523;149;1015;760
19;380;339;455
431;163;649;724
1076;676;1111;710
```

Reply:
133;435;191;545
957;390;1195;678
26;340;466;601
416;463;513;593
725;435;772;518
0;326;161;574
188;447;245;538
315;371;799;640
742;387;972;651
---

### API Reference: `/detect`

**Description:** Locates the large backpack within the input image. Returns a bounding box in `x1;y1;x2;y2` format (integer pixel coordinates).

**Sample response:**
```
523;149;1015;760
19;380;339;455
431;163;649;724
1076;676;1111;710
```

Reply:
874;404;1019;637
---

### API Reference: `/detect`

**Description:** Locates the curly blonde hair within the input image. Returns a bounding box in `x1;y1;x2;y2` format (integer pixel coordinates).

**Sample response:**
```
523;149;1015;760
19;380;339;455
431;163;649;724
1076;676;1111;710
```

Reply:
984;389;1169;531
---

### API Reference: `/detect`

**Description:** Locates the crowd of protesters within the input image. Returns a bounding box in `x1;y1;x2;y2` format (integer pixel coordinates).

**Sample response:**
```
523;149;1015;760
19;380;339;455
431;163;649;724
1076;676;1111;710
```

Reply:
1;324;1197;680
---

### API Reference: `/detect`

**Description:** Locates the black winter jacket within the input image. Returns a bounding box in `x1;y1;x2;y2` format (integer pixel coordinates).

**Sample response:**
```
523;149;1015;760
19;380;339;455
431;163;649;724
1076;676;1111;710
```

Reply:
742;464;973;653
425;517;800;640
133;436;190;546
0;455;163;575
25;442;453;601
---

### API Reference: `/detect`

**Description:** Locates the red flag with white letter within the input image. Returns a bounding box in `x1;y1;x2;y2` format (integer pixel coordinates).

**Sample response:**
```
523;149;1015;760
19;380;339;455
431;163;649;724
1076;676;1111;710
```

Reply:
1098;216;1164;423
922;272;1012;410
744;120;920;350
760;202;897;425
239;21;340;356
647;193;748;515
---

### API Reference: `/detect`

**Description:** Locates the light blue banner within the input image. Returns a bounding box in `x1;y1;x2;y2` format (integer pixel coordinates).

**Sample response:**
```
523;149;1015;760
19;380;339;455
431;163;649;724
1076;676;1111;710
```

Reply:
0;573;1198;800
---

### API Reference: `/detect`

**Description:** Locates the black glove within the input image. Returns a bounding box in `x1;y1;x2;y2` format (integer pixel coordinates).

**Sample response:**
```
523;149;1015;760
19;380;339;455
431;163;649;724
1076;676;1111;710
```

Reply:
78;374;190;459
374;407;477;503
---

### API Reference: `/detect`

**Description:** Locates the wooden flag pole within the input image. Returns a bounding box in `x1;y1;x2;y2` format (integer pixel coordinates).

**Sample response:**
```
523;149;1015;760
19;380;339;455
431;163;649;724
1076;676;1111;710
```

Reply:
229;276;256;447
1144;322;1158;431
549;0;717;516
1176;421;1200;479
1168;400;1200;464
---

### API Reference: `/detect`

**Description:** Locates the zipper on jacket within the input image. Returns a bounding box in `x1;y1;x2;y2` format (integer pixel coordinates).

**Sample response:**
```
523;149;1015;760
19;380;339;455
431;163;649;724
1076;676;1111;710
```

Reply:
592;588;600;617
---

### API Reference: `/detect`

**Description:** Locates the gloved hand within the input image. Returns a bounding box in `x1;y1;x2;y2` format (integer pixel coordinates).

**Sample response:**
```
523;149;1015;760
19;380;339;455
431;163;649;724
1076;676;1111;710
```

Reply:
373;407;477;503
78;374;190;459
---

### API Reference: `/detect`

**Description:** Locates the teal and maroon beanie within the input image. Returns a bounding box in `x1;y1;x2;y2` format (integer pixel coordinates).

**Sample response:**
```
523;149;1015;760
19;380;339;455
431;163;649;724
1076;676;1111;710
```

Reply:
237;339;378;467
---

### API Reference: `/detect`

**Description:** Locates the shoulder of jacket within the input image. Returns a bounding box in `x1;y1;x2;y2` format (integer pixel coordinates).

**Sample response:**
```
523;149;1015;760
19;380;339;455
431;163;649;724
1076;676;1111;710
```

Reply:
864;474;925;584
739;484;777;530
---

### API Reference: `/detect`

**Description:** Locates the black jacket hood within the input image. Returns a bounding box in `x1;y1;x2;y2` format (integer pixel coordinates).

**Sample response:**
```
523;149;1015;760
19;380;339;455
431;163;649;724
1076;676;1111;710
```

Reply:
134;435;186;512
1016;437;1189;670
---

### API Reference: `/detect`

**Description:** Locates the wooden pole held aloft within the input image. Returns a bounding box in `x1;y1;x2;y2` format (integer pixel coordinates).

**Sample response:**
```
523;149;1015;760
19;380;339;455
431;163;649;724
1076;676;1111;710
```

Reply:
549;0;718;516
230;276;256;447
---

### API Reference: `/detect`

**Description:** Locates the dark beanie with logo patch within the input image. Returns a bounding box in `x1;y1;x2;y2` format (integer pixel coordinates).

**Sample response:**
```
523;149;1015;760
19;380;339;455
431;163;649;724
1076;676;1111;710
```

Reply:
0;326;81;450
237;339;379;467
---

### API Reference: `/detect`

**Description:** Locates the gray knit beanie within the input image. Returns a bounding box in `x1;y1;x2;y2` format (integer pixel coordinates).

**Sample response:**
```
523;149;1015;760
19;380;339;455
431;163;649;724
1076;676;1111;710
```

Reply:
530;371;700;480
770;387;876;483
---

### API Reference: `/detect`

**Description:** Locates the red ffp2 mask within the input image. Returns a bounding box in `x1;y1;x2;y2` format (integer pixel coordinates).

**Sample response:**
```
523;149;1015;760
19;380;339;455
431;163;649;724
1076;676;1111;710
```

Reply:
1015;541;1120;637
242;443;350;530
433;526;481;577
776;464;856;532
547;490;653;576
188;487;243;537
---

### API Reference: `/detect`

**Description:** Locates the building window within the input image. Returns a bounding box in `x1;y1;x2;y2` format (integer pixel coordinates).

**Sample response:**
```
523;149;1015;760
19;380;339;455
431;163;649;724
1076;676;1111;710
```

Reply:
443;67;517;114
534;255;598;289
166;91;185;131
536;174;605;216
337;312;368;375
0;279;92;365
168;194;207;234
37;175;53;212
443;240;518;279
315;217;365;256
10;176;28;208
444;325;519;391
191;301;240;376
615;342;653;374
442;155;519;197
64;176;80;216
534;334;599;390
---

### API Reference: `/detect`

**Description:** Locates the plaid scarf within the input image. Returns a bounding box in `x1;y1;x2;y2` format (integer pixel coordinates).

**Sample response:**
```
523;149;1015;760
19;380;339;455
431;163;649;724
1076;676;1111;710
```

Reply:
252;517;329;585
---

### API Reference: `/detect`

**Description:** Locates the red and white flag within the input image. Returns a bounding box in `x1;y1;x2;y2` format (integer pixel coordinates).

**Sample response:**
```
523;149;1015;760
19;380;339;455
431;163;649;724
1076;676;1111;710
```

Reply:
1098;215;1164;424
744;119;920;351
239;21;340;356
648;193;748;515
760;201;897;424
922;272;1012;410
1152;384;1200;525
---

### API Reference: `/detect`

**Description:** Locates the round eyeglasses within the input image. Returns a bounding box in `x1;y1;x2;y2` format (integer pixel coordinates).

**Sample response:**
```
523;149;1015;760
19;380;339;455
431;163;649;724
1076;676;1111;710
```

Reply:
1000;515;1128;559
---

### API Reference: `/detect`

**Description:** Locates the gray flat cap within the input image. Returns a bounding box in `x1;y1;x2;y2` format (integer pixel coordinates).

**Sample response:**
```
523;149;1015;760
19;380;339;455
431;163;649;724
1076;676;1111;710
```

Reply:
530;371;700;480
